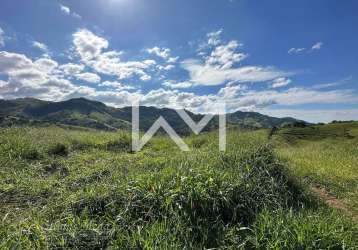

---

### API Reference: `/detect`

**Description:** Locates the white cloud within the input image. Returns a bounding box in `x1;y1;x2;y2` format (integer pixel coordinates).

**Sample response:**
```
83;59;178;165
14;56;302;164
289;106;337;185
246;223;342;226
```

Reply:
87;50;155;81
207;29;223;46
1;51;357;122
288;47;306;54
311;76;352;90
59;4;82;19
0;27;5;47
271;77;291;88
99;81;135;90
312;42;323;50
0;79;8;88
182;30;289;87
0;51;34;74
167;56;179;63
59;63;84;76
75;72;101;83
73;29;109;61
32;41;49;53
0;51;82;101
72;13;82;19
60;4;70;15
205;40;247;69
157;64;175;71
72;30;155;82
289;42;324;54
147;47;170;59
1;28;356;122
34;58;58;73
182;59;292;86
226;88;358;110
146;46;178;64
217;84;245;99
262;108;358;123
163;80;193;89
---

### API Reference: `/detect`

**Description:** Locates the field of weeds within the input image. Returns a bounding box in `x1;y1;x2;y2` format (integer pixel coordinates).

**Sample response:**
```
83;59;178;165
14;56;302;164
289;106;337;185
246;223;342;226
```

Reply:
0;126;357;249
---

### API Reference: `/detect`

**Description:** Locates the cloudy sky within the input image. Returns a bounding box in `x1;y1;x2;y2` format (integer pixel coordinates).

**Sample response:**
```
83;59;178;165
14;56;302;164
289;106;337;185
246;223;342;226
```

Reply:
0;0;357;122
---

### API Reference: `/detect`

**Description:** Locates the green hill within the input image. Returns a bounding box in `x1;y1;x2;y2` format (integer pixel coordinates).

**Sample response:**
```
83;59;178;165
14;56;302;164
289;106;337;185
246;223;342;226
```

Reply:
0;97;305;133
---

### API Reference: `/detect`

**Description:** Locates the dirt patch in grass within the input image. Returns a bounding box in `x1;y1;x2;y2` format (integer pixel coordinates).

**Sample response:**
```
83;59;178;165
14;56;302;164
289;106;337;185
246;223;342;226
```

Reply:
311;185;357;221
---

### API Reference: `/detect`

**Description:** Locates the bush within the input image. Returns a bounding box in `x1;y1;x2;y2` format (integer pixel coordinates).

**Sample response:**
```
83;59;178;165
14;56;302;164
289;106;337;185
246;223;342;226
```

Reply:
47;143;69;156
61;146;315;248
22;147;41;160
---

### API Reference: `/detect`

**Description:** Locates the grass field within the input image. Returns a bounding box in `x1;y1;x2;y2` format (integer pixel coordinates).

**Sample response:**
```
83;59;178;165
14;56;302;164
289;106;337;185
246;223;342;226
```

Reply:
274;122;358;216
0;125;357;249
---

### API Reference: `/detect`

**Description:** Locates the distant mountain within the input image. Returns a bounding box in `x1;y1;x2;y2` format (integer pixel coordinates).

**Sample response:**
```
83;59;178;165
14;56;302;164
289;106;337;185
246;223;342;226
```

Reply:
0;98;306;133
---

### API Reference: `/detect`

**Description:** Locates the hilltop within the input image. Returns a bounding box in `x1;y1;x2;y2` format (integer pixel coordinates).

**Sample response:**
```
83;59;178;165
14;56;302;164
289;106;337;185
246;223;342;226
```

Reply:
0;98;304;133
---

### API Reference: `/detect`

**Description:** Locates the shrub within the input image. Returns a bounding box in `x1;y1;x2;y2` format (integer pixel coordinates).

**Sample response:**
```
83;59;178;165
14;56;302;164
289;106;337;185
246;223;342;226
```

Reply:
47;143;69;156
21;147;41;160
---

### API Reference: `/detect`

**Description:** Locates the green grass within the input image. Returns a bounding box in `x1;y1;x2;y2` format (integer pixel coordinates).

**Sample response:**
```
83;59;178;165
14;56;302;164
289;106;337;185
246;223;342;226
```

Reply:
274;122;358;215
0;126;357;249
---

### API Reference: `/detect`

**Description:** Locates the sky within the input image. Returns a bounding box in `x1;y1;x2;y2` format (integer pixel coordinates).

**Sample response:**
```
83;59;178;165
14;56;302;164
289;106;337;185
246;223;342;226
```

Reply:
0;0;357;123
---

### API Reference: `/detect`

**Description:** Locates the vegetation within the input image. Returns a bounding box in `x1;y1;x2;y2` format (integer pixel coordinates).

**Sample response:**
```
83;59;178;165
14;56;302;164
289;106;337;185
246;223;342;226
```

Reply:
1;123;357;249
273;121;358;216
0;98;304;133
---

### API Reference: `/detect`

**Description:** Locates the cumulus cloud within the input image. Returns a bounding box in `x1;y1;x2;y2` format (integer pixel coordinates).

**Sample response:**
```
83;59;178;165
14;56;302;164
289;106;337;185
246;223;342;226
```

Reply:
0;79;8;88
163;80;193;89
147;47;170;59
205;40;247;69
1;50;357;119
312;42;323;50
1;28;356;122
99;81;135;91
0;51;34;74
146;46;178;65
182;30;290;87
59;63;84;76
73;29;109;62
32;41;49;53
271;77;291;88
182;59;292;86
157;64;175;71
34;58;58;73
88;50;155;81
197;29;224;51
0;51;81;101
59;4;82;19
207;29;223;46
217;84;245;99
75;72;101;83
72;30;156;81
60;4;70;15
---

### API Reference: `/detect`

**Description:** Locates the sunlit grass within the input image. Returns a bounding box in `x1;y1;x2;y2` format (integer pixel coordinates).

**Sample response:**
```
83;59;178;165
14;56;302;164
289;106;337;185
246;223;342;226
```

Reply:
0;125;357;248
274;122;358;214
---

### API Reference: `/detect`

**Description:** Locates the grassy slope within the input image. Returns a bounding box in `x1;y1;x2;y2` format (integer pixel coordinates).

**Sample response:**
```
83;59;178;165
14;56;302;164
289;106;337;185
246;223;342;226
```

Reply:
273;122;358;216
0;98;304;132
0;126;357;249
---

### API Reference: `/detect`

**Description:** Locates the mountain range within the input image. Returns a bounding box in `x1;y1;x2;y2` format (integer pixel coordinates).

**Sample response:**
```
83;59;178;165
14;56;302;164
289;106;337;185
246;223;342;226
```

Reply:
0;98;304;133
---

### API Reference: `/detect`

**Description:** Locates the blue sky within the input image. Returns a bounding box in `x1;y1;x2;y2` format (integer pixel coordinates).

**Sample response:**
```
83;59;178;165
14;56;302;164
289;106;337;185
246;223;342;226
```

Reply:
0;0;357;122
